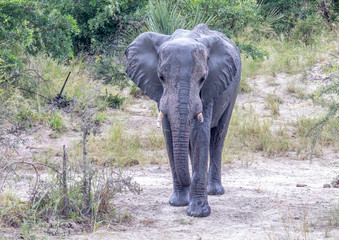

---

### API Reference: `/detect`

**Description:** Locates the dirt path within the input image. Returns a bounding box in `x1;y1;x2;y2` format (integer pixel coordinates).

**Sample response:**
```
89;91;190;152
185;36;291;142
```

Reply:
70;155;339;240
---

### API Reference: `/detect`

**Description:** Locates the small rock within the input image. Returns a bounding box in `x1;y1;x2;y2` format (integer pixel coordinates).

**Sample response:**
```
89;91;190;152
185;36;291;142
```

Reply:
323;184;331;188
49;220;57;228
47;228;57;236
296;184;307;187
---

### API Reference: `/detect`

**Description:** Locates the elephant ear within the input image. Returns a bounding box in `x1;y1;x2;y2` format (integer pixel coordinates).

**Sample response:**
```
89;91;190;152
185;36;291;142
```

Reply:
198;35;240;101
125;32;170;102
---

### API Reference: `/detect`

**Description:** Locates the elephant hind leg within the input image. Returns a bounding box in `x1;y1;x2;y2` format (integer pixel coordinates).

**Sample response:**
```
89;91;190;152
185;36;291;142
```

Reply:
208;100;235;195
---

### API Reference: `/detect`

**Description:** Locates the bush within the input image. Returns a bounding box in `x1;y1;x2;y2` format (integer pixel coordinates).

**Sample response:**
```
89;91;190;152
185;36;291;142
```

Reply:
174;0;260;37
49;112;66;132
93;54;129;87
291;14;328;45
261;0;338;33
105;93;126;109
0;0;79;67
54;0;148;53
145;0;213;35
307;79;339;160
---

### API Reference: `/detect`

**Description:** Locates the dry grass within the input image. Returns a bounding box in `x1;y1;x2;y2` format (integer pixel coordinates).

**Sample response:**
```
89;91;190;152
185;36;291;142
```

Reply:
292;115;339;158
223;106;293;163
240;29;338;79
69;119;167;166
223;105;339;162
29;55;100;101
265;94;283;117
286;81;307;99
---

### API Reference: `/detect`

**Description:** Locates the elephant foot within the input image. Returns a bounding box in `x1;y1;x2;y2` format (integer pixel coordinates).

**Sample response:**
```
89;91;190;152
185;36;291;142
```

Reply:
207;182;225;195
187;198;211;217
169;187;189;206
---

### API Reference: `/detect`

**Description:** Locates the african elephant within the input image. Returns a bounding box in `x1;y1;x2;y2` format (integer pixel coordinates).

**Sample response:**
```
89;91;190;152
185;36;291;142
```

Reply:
125;24;241;217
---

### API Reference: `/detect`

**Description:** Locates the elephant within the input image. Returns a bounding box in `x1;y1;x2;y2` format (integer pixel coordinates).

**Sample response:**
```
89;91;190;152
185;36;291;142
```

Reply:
125;24;241;217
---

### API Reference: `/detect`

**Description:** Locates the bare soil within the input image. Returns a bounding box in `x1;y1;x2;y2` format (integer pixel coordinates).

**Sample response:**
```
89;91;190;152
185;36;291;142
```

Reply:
72;157;339;240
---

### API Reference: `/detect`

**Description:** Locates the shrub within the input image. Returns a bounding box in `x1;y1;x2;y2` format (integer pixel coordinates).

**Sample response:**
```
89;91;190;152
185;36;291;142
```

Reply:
261;0;338;33
104;93;126;109
55;0;148;53
0;0;79;65
92;54;129;87
307;79;339;160
49;112;66;132
291;14;328;45
146;0;213;35
175;0;260;37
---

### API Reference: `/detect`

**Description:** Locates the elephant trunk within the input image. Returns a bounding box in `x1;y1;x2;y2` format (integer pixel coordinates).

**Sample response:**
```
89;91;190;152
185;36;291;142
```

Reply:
170;80;192;188
172;126;191;187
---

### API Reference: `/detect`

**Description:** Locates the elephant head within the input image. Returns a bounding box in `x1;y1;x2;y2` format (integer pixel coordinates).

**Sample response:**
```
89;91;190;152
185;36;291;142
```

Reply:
125;24;238;188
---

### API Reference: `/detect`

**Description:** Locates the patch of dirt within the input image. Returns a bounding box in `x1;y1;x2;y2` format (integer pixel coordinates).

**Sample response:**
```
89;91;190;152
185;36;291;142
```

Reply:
69;157;339;240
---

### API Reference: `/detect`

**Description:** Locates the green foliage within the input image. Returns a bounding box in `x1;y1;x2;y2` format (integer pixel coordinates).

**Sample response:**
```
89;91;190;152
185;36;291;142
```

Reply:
49;112;65;132
0;58;11;100
307;78;339;160
53;0;148;53
93;54;129;87
93;111;107;125
14;104;37;129
104;93;126;109
261;0;338;33
291;14;327;45
175;0;260;37
146;0;185;35
0;0;79;70
146;0;213;35
236;42;268;60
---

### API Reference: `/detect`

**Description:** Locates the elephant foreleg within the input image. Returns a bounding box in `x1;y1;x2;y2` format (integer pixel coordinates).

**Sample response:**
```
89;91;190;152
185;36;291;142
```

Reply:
162;117;189;206
208;100;236;195
187;109;212;217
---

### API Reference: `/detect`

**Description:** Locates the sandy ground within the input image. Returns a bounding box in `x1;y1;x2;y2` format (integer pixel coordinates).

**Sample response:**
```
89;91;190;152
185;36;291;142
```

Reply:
69;156;339;240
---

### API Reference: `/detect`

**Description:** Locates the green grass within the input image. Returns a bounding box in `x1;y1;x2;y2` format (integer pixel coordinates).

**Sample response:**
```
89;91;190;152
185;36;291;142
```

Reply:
223;106;293;162
93;111;107;125
293;115;339;158
286;81;307;98
240;28;338;79
69;120;166;166
49;112;66;132
223;106;339;162
265;94;283;116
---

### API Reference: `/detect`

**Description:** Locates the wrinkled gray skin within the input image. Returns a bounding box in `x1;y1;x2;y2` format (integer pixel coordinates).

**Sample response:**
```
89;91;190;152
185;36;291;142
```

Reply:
125;24;241;217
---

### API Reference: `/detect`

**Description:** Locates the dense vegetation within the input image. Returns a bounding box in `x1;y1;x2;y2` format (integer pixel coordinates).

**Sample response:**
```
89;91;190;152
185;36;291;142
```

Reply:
0;0;338;238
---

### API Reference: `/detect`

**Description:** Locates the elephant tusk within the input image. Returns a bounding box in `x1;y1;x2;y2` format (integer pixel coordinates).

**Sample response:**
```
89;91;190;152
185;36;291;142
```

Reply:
197;113;204;123
157;111;165;128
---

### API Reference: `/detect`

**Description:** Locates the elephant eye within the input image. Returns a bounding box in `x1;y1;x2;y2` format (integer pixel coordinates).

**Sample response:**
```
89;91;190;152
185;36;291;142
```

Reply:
200;76;206;84
159;74;165;82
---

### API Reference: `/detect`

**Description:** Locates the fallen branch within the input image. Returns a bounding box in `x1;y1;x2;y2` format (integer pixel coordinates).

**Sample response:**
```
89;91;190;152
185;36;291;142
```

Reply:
0;161;62;202
0;161;40;201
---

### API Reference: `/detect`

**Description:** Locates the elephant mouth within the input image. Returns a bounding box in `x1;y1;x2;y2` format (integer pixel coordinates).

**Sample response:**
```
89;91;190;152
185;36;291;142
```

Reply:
157;111;204;128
